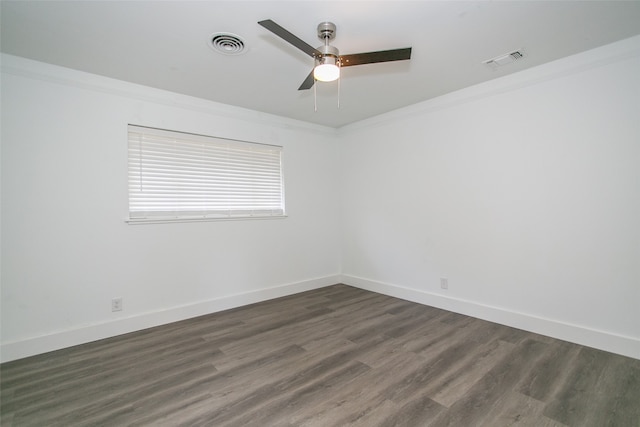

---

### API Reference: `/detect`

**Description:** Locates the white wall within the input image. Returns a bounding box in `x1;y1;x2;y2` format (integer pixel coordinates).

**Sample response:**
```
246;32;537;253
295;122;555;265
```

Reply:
340;36;640;359
1;55;341;362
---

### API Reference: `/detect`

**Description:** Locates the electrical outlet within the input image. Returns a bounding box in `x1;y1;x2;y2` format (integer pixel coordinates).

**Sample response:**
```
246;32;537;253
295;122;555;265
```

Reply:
112;297;123;312
440;278;448;290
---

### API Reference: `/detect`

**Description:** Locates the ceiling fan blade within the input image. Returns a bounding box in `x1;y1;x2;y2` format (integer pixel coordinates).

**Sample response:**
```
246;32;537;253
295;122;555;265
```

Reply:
298;70;315;90
340;47;412;67
258;19;321;58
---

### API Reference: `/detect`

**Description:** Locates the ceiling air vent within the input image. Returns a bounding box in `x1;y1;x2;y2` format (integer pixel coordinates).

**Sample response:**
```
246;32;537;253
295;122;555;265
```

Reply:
483;50;524;69
208;33;247;55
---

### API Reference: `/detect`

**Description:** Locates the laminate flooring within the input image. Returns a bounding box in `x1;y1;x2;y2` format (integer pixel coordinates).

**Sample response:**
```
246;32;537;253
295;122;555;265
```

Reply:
2;284;639;426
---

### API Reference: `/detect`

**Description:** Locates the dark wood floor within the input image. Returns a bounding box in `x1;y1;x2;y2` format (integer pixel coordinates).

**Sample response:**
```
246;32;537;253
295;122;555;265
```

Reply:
2;284;639;426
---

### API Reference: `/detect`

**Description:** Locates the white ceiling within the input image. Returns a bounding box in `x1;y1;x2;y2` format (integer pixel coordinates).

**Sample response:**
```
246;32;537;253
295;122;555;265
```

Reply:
2;1;640;128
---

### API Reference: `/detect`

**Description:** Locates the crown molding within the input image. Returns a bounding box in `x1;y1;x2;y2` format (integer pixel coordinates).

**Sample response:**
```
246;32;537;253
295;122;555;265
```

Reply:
1;53;338;137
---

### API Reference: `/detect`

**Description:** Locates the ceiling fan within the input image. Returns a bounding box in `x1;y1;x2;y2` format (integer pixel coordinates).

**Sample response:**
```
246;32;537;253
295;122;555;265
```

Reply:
258;19;412;90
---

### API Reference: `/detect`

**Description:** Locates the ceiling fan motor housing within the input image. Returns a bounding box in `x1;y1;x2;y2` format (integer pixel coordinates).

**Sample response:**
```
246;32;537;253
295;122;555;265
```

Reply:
316;44;339;58
317;22;336;41
316;23;339;66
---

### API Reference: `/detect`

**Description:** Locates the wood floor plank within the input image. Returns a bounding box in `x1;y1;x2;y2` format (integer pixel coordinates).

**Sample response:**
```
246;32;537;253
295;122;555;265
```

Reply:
542;346;613;426
219;361;372;427
383;336;493;405
377;395;446;427
544;346;640;427
427;338;550;426
517;340;582;402
1;284;638;427
428;338;516;407
589;359;640;426
291;350;431;426
162;337;386;426
479;391;569;427
5;340;223;420
127;345;312;426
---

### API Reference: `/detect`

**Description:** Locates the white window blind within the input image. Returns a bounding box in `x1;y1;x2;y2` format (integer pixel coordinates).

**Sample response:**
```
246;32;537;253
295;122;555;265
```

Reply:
128;125;285;222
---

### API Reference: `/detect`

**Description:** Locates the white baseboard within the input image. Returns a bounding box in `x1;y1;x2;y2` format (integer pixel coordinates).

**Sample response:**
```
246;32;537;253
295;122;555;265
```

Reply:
0;275;340;363
5;274;637;363
341;274;640;360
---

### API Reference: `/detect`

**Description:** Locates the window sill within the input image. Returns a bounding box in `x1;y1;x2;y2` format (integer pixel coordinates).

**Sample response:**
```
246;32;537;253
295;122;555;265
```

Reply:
126;215;288;225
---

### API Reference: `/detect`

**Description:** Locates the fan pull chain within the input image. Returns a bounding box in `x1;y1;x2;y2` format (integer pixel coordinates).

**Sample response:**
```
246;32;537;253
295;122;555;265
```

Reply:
314;79;317;112
337;68;341;109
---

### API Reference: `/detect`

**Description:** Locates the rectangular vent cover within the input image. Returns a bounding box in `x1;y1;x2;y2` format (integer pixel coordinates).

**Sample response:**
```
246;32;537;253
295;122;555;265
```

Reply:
484;50;524;68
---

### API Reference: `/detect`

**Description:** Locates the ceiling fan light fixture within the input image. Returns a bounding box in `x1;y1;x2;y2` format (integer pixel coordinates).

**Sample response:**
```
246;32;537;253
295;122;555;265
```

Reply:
314;56;340;82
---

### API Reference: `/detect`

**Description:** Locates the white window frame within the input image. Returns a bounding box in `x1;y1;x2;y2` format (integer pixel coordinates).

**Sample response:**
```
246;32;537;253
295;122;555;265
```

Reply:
127;125;285;223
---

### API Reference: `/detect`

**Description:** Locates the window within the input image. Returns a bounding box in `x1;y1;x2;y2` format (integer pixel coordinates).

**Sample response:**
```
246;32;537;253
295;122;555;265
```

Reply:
127;125;285;223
